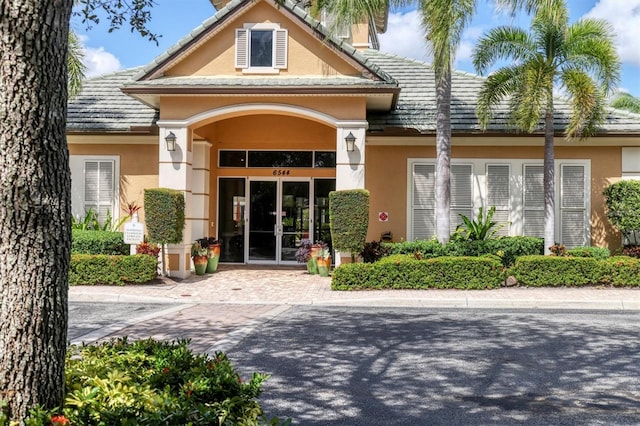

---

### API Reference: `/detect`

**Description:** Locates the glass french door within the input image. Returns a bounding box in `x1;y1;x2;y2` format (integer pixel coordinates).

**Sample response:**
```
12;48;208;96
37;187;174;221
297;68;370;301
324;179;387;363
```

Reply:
248;179;310;264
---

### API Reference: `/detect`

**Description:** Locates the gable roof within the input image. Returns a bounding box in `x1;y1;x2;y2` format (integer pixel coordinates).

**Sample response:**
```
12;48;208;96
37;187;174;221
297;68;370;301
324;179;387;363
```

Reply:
133;0;394;84
364;50;640;135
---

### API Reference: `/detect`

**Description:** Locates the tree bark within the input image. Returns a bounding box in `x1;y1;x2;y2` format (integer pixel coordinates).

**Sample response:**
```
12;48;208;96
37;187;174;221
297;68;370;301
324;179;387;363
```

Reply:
435;67;452;244
543;101;556;255
0;0;73;420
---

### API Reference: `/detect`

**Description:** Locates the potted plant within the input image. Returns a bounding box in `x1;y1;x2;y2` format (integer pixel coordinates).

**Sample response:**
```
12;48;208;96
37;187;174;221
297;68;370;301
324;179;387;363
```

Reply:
315;245;332;277
198;237;221;273
191;242;208;275
296;238;317;274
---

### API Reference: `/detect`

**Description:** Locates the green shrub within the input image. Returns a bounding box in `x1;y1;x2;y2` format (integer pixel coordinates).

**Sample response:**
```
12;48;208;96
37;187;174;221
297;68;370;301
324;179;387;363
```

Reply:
511;255;603;286
601;256;640;286
360;240;392;263
144;188;186;244
329;189;369;258
566;246;610;259
1;339;287;425
332;254;504;290
387;239;446;258
71;229;129;255
603;180;640;244
69;254;157;286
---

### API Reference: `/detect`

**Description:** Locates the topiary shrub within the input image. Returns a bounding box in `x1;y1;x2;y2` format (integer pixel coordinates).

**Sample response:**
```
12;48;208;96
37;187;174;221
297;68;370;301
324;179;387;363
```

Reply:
144;188;186;245
69;254;157;285
510;255;603;286
566;246;610;259
332;254;504;290
71;229;129;255
329;189;369;260
387;239;445;258
601;256;640;286
603;179;640;245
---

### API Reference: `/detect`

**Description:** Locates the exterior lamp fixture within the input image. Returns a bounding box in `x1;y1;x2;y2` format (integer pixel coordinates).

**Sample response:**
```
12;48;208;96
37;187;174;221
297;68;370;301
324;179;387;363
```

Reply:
345;131;356;152
165;131;177;152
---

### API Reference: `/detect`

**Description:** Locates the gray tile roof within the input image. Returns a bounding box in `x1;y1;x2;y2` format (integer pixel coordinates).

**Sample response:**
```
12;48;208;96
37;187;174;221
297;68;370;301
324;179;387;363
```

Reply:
66;49;640;136
124;75;396;88
67;68;158;132
363;50;640;134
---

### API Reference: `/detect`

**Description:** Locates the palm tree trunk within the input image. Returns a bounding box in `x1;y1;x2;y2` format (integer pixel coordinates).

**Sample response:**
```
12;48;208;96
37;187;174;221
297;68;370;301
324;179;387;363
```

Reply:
0;1;72;419
543;104;555;255
435;68;452;243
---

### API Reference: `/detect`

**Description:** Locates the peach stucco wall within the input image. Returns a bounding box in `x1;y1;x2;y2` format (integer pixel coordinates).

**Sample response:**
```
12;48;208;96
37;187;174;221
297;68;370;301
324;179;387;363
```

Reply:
165;1;361;77
365;141;623;249
68;142;159;225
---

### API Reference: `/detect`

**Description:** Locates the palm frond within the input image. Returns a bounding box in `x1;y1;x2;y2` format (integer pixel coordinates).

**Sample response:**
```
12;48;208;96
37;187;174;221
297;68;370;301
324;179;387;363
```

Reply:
610;92;640;114
562;68;606;139
68;30;86;99
472;26;535;75
476;65;526;129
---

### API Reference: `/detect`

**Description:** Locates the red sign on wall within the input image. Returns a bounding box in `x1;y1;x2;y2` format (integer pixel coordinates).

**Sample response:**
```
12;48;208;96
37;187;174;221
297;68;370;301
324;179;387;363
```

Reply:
378;211;389;222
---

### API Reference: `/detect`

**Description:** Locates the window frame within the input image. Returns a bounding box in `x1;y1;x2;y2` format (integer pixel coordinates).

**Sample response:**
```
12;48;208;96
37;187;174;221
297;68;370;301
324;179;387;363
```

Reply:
69;155;120;226
235;23;288;74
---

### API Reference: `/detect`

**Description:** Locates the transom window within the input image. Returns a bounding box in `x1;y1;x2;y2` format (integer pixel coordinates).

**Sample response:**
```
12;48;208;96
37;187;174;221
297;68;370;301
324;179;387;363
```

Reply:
219;150;335;168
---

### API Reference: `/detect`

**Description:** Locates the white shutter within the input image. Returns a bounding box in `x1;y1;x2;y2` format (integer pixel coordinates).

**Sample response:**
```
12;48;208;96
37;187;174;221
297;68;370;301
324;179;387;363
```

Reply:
523;165;544;237
274;29;288;69
412;164;436;240
451;164;473;233
487;164;511;236
84;160;115;225
235;28;249;69
561;164;587;247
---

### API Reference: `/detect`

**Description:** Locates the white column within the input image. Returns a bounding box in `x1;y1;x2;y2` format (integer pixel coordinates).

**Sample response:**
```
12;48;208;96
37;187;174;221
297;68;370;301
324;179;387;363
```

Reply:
191;140;212;240
334;122;368;266
158;127;193;279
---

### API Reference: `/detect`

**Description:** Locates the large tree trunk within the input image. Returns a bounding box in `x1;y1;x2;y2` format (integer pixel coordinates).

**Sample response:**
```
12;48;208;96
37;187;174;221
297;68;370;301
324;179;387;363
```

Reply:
543;104;555;255
0;0;73;420
435;67;452;244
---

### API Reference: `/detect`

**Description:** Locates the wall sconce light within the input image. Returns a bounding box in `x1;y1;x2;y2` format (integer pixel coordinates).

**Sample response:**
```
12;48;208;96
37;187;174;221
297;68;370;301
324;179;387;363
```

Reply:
345;131;356;152
165;131;177;152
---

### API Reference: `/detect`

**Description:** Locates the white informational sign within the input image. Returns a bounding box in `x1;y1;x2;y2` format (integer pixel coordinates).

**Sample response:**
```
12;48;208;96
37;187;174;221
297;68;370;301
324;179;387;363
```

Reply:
123;221;145;245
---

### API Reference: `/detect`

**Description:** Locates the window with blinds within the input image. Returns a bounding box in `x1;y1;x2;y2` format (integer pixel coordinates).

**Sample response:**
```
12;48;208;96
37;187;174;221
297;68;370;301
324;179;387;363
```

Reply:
487;164;511;236
236;24;288;72
411;164;436;240
523;165;545;238
450;164;473;233
84;160;115;225
560;164;587;247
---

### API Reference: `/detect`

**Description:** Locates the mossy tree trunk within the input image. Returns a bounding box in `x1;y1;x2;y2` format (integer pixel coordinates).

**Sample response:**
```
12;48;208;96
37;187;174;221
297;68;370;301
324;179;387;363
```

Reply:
0;0;73;420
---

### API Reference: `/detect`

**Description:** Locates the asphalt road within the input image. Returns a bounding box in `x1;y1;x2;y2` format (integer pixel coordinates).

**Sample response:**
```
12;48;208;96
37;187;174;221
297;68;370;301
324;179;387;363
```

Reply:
226;306;640;425
68;303;640;425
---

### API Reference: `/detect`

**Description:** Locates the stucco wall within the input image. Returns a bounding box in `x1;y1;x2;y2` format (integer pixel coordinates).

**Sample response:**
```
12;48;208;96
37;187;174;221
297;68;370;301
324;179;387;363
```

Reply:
365;140;623;249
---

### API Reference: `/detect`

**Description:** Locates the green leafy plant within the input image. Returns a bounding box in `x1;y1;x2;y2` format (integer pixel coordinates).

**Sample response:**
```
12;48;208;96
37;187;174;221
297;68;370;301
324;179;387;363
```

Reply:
329;189;369;261
71;230;129;255
69;254;157;286
71;208;129;232
603;180;640;245
456;206;505;241
144;188;186;275
360;240;392;263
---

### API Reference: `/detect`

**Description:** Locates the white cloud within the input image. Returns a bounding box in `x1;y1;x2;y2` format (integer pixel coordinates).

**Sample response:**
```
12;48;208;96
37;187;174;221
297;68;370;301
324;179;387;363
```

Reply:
584;0;640;66
76;35;122;77
378;11;430;63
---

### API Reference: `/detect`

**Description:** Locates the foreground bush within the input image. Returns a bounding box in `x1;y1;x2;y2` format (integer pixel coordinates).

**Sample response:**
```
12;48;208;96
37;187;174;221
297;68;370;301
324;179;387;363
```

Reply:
0;339;288;425
71;229;129;255
69;254;157;285
511;255;640;287
332;254;504;290
386;236;543;267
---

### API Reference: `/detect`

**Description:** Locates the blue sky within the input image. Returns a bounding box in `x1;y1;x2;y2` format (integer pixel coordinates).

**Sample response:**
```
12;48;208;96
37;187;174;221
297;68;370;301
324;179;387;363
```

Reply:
73;0;640;97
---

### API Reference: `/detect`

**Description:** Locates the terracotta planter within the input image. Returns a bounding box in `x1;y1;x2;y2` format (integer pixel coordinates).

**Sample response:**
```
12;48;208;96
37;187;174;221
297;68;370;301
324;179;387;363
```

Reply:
193;255;208;275
316;256;331;277
206;243;221;273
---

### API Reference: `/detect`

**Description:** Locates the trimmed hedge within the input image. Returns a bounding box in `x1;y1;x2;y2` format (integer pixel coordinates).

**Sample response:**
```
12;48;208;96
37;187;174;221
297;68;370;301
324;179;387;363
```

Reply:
69;254;157;286
386;236;543;267
144;188;186;244
329;189;369;256
566;246;610;259
71;230;129;255
332;254;504;290
511;255;640;287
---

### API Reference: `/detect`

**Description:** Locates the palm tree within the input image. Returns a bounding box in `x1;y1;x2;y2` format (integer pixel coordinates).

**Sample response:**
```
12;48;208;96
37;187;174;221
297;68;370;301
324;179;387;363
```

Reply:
68;30;86;98
611;92;640;114
472;0;620;253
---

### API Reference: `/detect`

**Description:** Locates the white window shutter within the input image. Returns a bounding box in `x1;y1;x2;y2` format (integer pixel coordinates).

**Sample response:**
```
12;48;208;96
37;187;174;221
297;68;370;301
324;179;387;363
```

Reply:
412;164;436;240
450;164;473;233
523;165;545;238
487;164;511;236
235;28;249;69
560;164;586;247
84;160;115;225
274;29;288;69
